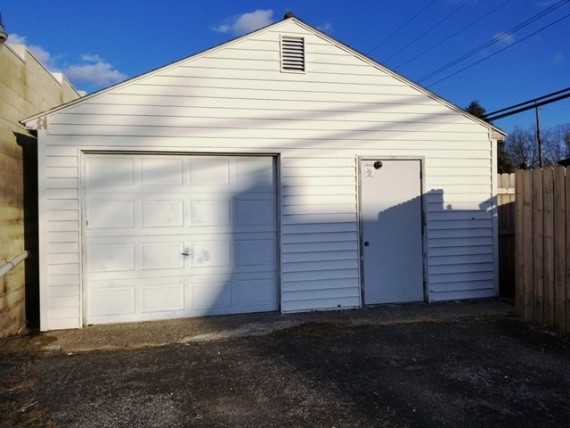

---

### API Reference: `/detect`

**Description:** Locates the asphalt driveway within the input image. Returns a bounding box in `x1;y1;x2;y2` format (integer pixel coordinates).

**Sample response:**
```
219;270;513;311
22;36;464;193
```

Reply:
2;301;570;427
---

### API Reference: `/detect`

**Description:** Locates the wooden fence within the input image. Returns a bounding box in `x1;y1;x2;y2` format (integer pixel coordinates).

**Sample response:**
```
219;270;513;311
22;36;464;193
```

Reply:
515;167;570;334
497;173;516;296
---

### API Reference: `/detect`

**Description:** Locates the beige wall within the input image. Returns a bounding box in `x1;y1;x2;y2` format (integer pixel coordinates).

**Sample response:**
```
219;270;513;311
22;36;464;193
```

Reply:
0;43;80;337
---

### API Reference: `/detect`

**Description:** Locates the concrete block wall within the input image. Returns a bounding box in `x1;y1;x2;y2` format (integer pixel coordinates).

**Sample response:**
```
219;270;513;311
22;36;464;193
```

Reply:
0;43;80;337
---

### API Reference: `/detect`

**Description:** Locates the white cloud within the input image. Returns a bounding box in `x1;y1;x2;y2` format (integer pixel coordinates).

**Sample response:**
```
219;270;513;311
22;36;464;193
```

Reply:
494;32;515;47
6;33;26;44
213;9;274;35
64;61;127;86
28;45;53;65
81;53;104;63
6;33;126;89
317;22;333;33
213;24;231;33
7;33;55;67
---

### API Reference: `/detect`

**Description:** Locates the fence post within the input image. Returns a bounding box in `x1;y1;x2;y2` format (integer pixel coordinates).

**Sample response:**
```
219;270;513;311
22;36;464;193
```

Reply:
566;171;570;335
554;167;566;331
543;168;555;327
515;170;525;317
521;171;534;320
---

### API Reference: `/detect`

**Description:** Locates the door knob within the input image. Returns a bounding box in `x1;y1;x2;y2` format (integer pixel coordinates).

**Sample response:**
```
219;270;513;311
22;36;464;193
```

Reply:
364;241;370;247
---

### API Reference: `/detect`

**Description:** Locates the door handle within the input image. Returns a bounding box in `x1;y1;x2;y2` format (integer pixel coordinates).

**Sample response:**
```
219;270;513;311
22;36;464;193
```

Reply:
364;241;370;247
181;247;191;256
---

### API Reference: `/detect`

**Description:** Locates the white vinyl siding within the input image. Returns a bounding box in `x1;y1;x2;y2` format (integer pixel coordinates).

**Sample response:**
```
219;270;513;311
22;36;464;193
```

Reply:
35;19;499;330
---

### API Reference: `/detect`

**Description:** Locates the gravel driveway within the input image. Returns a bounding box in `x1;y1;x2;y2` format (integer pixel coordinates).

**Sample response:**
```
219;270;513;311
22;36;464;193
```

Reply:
1;302;570;427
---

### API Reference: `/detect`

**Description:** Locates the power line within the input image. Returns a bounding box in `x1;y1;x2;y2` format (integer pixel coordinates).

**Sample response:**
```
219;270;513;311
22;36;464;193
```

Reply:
383;0;471;63
395;0;512;70
368;0;437;55
426;11;570;87
417;0;569;84
483;87;570;121
485;87;570;117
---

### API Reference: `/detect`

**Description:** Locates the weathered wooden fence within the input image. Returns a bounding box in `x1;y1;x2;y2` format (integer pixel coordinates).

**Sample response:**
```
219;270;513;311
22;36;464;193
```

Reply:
497;173;516;296
515;167;570;334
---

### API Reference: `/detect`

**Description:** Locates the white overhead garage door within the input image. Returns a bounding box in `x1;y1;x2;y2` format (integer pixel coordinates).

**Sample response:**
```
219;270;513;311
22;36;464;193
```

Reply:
84;154;278;325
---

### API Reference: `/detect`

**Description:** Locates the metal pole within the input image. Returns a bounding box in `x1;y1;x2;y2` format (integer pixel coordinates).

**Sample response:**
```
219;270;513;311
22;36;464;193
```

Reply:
535;106;543;168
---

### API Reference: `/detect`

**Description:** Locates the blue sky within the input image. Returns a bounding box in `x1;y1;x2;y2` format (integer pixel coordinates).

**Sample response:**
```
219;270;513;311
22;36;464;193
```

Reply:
1;0;568;133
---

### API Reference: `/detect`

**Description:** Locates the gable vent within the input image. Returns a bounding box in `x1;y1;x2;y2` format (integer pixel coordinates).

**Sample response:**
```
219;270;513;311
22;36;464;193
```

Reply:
281;36;305;72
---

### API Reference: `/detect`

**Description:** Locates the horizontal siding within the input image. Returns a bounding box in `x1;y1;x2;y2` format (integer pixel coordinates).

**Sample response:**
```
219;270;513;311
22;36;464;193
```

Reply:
39;19;497;327
51;114;484;136
46;125;487;143
279;155;360;311
75;93;461;115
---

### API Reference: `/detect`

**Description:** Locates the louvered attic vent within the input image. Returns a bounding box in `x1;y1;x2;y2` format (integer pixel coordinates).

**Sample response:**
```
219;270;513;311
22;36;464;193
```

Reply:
281;36;305;72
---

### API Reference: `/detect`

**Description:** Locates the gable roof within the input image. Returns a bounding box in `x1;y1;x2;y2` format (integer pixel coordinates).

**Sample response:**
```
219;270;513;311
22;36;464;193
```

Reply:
22;15;505;137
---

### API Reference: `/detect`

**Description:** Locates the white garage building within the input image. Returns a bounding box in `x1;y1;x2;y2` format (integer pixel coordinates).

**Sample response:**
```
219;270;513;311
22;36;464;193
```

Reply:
24;16;505;331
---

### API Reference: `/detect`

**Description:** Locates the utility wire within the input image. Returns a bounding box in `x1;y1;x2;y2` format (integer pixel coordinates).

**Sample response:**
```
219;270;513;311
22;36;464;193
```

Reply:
417;0;569;83
383;0;471;63
395;0;512;70
485;86;570;117
484;90;570;121
368;0;437;55
426;11;570;87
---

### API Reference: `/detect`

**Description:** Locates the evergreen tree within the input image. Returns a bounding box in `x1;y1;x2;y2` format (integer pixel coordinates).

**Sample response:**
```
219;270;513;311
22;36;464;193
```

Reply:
464;100;513;172
465;100;487;119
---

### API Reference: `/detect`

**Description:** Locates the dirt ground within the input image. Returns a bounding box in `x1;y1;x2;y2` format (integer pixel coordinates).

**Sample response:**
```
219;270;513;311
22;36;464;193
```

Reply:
1;303;570;427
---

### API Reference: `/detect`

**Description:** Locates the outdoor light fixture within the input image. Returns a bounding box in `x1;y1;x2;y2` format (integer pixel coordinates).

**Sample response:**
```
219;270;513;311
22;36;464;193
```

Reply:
0;13;8;45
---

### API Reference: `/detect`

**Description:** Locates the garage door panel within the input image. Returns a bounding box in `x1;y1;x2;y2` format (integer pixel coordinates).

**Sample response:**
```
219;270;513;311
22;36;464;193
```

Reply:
141;243;185;270
189;158;230;185
189;201;230;226
90;287;135;316
141;201;184;227
141;284;185;313
190;280;232;311
236;240;276;266
86;157;135;188
235;200;275;226
190;241;231;267
88;244;135;273
236;157;275;187
141;157;184;186
87;200;135;229
84;154;278;325
235;279;278;307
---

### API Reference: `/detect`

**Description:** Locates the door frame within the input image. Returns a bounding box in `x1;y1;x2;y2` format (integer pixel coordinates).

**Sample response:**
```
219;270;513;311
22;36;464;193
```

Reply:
357;156;429;305
80;150;281;326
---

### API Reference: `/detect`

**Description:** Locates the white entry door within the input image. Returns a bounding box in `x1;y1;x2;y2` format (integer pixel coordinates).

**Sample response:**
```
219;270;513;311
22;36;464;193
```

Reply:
360;159;424;304
84;154;278;325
